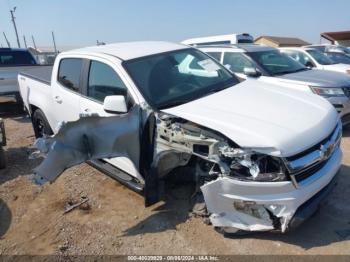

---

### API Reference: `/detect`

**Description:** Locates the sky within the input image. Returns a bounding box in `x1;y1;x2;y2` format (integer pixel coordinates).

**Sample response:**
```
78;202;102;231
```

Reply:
0;0;349;49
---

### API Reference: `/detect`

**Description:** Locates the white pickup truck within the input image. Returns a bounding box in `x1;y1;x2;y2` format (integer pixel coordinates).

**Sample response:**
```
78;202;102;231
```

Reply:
0;48;52;103
19;41;342;235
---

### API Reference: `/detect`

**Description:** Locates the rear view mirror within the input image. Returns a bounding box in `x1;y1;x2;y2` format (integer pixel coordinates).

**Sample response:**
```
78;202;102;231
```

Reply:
103;95;127;114
243;67;261;77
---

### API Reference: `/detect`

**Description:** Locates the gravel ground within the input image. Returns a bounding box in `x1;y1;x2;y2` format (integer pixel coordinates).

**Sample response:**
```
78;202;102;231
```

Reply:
0;97;350;255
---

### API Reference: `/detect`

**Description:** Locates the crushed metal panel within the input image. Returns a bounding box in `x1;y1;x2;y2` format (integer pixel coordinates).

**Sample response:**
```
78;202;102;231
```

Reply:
33;107;141;184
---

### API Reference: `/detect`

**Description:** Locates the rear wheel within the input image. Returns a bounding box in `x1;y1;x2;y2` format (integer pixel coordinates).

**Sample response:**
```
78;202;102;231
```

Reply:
0;146;6;169
32;109;53;138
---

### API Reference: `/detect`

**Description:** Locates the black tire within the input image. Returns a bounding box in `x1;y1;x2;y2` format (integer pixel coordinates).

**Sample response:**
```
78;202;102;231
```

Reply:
0;146;6;169
32;109;53;138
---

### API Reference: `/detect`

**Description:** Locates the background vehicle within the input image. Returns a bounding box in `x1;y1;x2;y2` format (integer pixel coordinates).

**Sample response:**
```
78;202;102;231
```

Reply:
304;44;350;65
198;44;350;126
306;44;350;56
18;42;341;234
325;52;350;65
280;47;350;74
0;48;52;103
0;118;6;169
182;33;254;46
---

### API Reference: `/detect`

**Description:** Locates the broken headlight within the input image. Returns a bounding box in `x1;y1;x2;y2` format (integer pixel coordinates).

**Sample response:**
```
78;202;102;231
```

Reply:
219;146;287;182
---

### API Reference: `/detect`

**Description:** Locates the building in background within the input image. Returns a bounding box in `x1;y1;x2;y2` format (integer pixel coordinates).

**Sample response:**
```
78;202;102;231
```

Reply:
255;36;310;48
321;31;350;47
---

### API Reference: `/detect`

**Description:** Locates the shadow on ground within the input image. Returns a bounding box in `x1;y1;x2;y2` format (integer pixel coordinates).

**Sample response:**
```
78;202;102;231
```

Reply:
0;97;25;118
0;145;42;185
0;199;12;237
123;164;350;250
122;181;195;236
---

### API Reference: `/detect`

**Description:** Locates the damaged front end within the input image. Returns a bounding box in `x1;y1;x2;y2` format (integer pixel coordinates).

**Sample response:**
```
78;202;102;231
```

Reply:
32;110;341;235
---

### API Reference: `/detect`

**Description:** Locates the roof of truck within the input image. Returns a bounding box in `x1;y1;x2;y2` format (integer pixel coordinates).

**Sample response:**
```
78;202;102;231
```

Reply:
0;48;30;52
67;41;188;61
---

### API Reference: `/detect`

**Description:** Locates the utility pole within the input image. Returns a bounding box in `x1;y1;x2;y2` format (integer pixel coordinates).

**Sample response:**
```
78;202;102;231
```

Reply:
3;32;11;47
52;31;57;54
23;35;27;48
10;7;21;48
31;35;37;49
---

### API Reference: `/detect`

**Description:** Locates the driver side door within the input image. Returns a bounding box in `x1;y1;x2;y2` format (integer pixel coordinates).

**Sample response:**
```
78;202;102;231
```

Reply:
79;59;143;182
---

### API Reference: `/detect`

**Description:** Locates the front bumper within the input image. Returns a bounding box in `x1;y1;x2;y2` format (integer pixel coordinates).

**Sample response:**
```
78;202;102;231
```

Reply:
327;96;350;125
201;147;342;233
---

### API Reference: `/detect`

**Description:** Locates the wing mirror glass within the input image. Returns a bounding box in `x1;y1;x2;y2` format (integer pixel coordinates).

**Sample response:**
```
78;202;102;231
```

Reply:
243;67;261;77
103;95;128;114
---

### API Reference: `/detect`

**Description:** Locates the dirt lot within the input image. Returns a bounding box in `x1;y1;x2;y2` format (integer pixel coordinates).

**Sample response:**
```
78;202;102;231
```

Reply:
0;97;350;255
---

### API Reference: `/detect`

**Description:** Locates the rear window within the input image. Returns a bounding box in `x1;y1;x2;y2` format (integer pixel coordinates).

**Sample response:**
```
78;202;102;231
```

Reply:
57;58;83;92
0;50;37;66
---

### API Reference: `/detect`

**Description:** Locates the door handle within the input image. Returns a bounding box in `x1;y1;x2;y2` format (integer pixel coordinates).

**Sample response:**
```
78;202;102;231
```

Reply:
54;96;62;104
0;78;5;80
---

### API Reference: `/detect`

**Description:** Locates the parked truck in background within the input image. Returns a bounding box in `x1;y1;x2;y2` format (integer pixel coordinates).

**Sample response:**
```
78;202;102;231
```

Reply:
18;42;342;235
0;48;52;104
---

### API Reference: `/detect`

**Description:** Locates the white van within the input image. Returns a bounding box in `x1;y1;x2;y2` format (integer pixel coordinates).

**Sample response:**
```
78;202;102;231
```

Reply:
182;33;254;46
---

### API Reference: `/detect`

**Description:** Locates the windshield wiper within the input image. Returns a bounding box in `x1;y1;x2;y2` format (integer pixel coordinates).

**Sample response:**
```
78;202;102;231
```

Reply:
274;68;309;75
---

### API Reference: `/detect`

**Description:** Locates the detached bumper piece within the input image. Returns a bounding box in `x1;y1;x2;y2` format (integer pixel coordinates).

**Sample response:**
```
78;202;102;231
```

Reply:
287;173;338;231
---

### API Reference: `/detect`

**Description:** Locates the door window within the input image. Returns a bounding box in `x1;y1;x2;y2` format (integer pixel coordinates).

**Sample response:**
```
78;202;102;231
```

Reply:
57;58;83;92
87;61;127;102
223;52;255;73
283;50;312;66
206;52;222;62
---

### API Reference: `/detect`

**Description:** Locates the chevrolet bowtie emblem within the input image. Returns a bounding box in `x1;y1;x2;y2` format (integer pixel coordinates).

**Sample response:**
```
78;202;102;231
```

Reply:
320;143;334;161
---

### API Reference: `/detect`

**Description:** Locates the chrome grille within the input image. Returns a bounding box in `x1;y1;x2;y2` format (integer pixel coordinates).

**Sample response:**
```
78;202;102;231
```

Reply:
283;122;342;186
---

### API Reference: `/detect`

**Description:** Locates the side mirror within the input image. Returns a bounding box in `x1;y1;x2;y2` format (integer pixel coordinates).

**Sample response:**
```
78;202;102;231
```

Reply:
305;61;314;68
243;67;261;77
103;95;128;114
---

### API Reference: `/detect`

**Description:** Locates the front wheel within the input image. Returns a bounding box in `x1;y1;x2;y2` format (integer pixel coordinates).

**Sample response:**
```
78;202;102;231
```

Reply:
0;146;6;169
32;109;53;138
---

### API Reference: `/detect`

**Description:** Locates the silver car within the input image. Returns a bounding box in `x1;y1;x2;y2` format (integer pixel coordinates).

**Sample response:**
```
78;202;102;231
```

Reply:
197;44;350;126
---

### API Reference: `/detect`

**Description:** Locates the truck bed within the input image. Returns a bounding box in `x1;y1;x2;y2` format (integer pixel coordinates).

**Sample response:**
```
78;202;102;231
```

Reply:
0;65;53;95
17;65;53;85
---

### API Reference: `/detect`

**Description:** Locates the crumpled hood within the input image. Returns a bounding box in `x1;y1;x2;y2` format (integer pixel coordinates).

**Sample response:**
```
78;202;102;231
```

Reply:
277;69;350;87
163;80;338;157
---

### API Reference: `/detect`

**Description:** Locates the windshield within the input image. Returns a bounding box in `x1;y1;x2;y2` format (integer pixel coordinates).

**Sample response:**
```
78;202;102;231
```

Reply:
247;50;307;76
326;52;350;64
123;49;238;109
0;50;37;66
306;49;335;65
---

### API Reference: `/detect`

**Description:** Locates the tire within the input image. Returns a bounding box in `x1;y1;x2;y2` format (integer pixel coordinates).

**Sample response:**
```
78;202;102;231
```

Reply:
32;109;53;138
0;146;6;169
